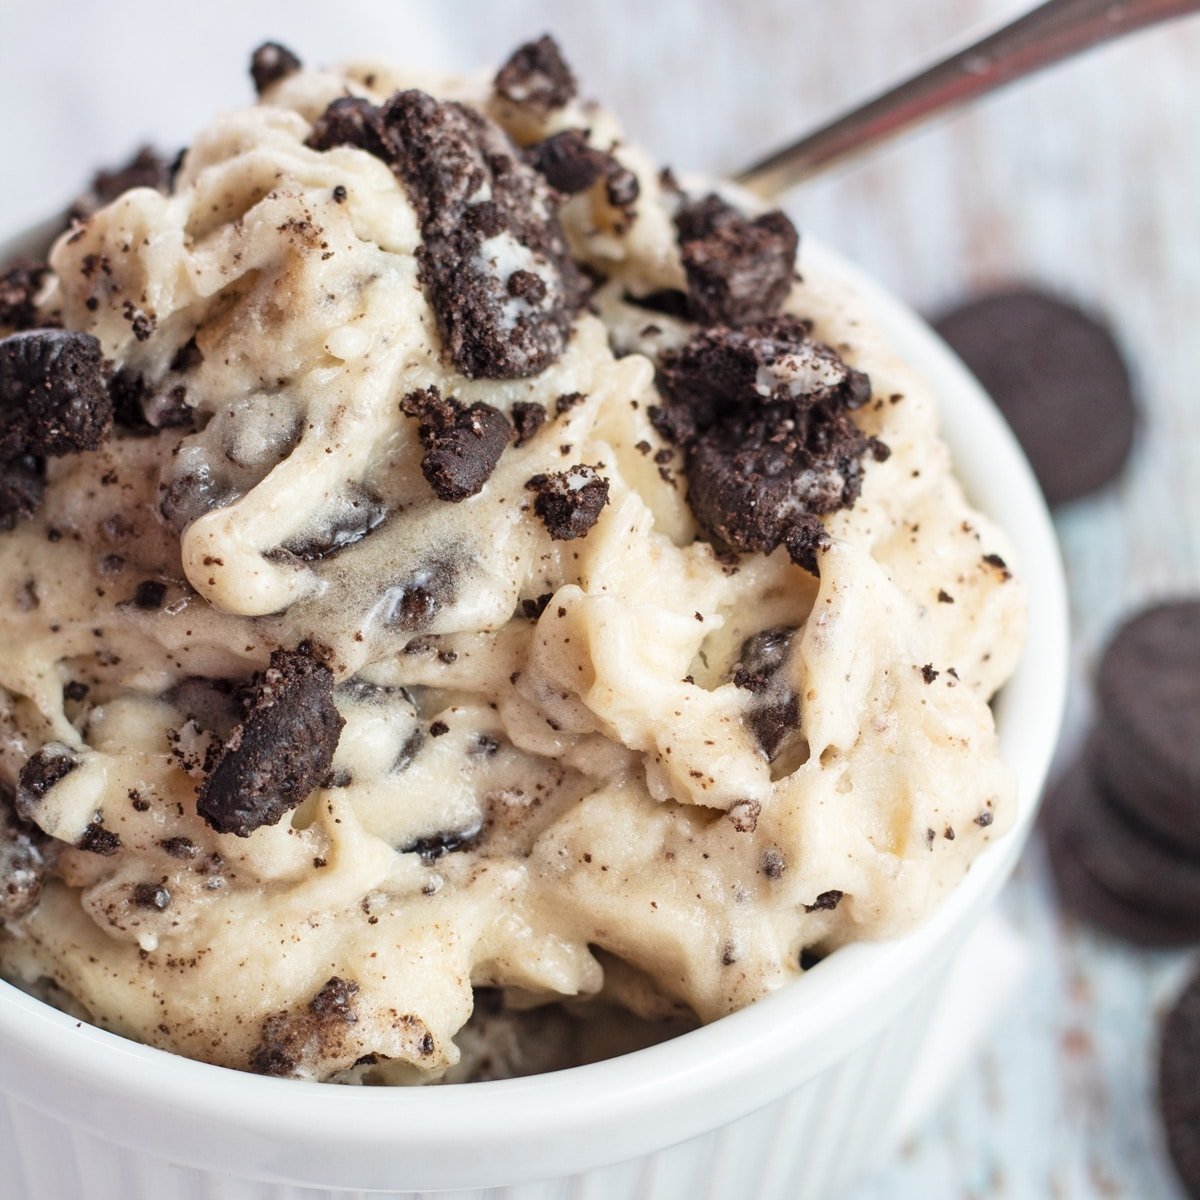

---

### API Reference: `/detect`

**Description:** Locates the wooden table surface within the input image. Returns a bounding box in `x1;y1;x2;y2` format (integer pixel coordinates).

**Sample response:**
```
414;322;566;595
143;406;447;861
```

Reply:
4;2;1199;1195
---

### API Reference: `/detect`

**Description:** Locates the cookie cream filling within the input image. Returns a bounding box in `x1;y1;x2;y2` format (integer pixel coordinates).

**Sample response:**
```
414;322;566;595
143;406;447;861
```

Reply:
0;37;1025;1083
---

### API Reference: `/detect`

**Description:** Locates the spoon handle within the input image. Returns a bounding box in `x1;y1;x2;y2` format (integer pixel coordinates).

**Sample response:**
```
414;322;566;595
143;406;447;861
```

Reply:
735;0;1200;199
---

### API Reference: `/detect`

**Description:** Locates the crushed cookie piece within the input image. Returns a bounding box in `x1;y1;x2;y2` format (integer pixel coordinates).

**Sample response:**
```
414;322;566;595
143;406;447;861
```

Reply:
401;387;510;501
494;36;577;111
525;465;609;539
197;644;344;837
250;42;302;94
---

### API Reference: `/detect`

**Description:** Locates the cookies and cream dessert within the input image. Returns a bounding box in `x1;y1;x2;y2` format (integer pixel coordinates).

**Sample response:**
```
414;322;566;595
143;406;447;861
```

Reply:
0;38;1025;1082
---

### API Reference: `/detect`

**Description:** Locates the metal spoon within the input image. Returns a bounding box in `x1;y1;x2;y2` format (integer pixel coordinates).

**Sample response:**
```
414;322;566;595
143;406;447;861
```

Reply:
736;0;1200;200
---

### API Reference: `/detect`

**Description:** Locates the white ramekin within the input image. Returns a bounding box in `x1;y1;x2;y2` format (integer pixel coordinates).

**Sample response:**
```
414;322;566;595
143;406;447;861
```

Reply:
0;231;1069;1200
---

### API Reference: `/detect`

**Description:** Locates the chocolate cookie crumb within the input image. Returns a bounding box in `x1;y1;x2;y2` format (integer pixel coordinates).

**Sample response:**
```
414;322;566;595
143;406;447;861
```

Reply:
0;260;52;332
921;664;939;684
804;889;843;913
16;744;80;818
197;644;345;837
555;391;586;416
0;788;47;924
68;147;172;224
675;194;799;326
656;317;870;567
0;330;112;461
250;42;302;94
494;36;577;112
402;825;483;862
0;456;45;531
525;130;608;194
132;580;167;610
305;96;392;159
132;882;171;910
761;848;786;879
385;89;586;379
160;836;197;860
401;387;511;502
77;818;121;856
511;401;547;446
308;976;359;1022
526;464;610;539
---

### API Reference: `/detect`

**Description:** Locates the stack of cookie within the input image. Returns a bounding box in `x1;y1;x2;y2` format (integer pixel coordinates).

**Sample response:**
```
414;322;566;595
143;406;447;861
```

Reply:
1045;600;1200;946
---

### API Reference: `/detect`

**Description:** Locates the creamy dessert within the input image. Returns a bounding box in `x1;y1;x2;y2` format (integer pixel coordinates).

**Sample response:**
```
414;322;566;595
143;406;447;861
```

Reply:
0;38;1025;1083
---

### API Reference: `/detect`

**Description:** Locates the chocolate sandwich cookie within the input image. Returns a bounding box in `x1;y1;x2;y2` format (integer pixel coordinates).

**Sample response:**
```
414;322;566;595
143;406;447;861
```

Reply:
933;288;1137;506
1095;600;1200;851
1160;968;1200;1199
1043;756;1200;947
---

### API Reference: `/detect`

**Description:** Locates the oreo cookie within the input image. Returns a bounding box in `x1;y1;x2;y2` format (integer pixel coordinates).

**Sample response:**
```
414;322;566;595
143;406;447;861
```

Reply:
1043;746;1200;946
525;465;610;539
732;627;802;762
525;130;609;195
0;260;52;332
0;787;47;924
68;146;172;225
674;194;799;327
250;42;302;94
198;644;345;837
401;387;511;501
493;36;577;113
933;289;1136;506
1096;600;1200;851
0;456;45;531
653;317;873;571
385;90;586;379
1160;969;1200;1199
0;330;112;461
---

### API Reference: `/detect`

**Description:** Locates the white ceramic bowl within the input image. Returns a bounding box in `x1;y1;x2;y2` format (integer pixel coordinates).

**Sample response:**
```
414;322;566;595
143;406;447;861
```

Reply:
0;231;1068;1200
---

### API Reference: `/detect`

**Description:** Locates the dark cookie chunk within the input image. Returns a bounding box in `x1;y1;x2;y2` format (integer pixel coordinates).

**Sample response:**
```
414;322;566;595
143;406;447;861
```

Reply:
250;42;302;94
110;370;195;433
305;96;393;159
494;36;577;112
731;627;802;762
511;400;546;446
401;387;511;501
1043;755;1200;947
16;744;80;819
401;824;483;862
732;626;792;693
278;484;388;560
933;289;1136;506
1160;969;1200;1199
385;89;586;379
0;260;52;332
675;194;799;326
251;975;360;1077
804;890;843;913
525;130;609;195
0;330;112;460
197;644;345;837
525;464;610;539
77;818;121;857
0;456;45;531
0;787;48;924
654;317;872;571
68;146;172;224
377;557;458;630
